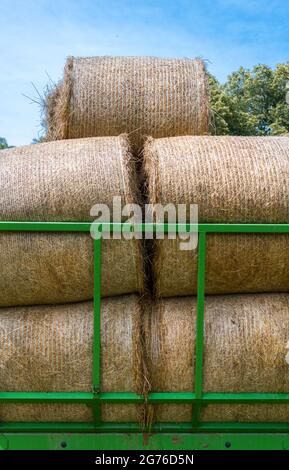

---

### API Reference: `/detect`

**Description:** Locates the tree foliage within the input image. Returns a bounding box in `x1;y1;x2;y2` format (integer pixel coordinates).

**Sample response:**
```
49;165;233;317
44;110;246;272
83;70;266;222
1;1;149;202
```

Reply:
210;63;289;135
0;137;8;149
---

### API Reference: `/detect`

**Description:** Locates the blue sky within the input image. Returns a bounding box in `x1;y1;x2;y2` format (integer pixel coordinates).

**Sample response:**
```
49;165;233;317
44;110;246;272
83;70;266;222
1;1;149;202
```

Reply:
0;0;288;146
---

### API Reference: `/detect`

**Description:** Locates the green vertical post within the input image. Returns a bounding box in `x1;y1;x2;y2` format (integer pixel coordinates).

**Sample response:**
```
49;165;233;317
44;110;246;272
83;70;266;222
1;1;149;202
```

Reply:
92;233;102;425
192;231;206;428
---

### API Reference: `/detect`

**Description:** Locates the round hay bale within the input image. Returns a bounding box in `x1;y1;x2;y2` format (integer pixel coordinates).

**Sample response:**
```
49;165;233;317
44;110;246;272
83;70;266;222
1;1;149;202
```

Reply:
144;135;289;223
144;135;289;296
0;295;143;423
0;136;144;306
144;294;289;423
0;135;138;221
45;56;209;150
154;234;289;296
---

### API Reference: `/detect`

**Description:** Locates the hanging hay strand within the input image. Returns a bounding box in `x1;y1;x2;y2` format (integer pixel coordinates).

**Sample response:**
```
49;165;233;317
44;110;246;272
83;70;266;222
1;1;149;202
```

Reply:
144;294;289;423
0;136;144;306
45;56;210;150
0;295;144;423
144;135;289;296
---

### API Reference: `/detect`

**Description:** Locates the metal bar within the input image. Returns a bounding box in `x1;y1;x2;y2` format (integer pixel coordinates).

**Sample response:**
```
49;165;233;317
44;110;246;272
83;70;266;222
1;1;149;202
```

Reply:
95;392;197;404
2;391;289;404
0;422;194;433
0;392;145;405
96;392;144;403
192;231;207;427
0;422;190;433
197;422;289;432
0;392;93;403
202;392;289;403
198;223;289;233
194;232;207;398
3;432;289;450
2;421;289;434
92;237;102;425
1;221;288;234
0;221;92;232
100;222;289;234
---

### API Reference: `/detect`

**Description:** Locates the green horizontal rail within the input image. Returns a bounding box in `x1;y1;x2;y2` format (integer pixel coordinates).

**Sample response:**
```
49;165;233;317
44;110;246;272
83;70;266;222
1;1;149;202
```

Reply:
203;393;289;403
1;391;289;404
0;221;289;233
0;392;94;403
0;221;92;232
2;421;289;434
4;432;289;450
0;221;289;435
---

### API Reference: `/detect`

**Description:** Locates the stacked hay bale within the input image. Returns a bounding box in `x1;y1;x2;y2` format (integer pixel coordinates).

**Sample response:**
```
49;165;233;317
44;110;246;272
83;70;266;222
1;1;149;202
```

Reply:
0;296;143;422
143;135;289;423
144;294;289;423
0;136;144;306
45;56;209;151
0;56;210;424
144;136;289;296
2;54;288;427
0;136;145;422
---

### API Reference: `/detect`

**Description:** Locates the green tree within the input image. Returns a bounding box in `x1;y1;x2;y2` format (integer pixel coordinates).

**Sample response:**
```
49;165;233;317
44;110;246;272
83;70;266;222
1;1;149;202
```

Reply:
210;63;289;135
0;137;8;149
209;73;234;135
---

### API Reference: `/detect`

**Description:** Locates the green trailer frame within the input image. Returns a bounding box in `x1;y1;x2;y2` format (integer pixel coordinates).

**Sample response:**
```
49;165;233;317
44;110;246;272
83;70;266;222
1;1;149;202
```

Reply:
0;221;288;450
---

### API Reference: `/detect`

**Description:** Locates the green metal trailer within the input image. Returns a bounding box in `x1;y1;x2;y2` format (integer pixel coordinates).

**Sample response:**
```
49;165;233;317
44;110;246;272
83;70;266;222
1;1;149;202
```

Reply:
0;221;289;450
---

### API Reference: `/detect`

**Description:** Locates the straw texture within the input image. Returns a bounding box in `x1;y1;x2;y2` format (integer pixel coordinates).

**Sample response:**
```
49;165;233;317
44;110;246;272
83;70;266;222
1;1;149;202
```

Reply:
144;135;289;296
145;294;289;422
45;56;209;150
153;234;289;296
0;135;138;221
0;295;143;422
144;135;289;223
0;136;144;305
